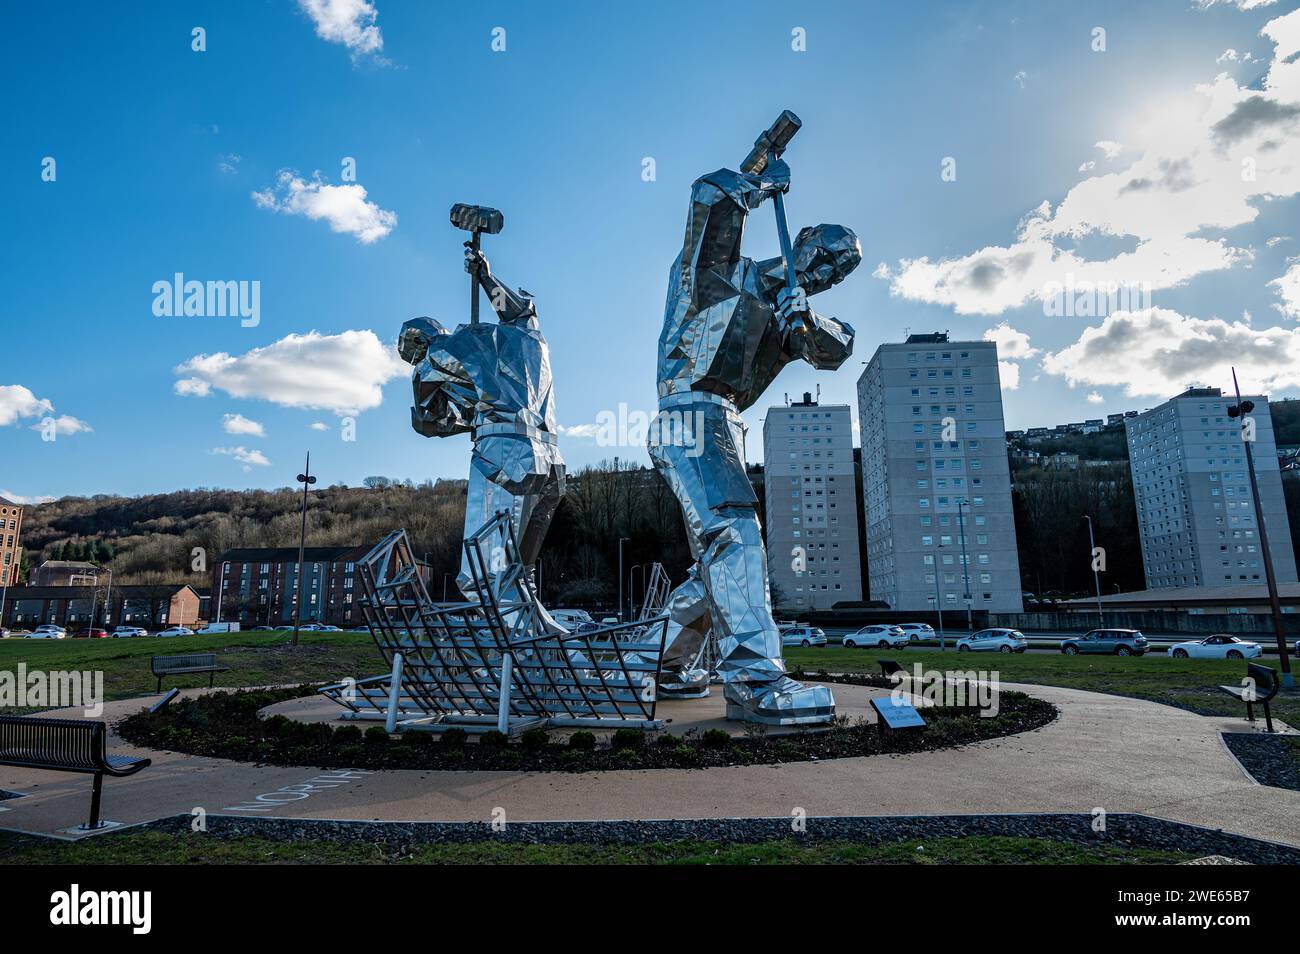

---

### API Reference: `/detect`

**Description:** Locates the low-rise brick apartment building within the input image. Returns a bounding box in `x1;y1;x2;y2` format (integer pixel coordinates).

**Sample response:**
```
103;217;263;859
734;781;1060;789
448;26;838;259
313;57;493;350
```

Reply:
0;497;24;587
212;545;378;628
0;583;200;630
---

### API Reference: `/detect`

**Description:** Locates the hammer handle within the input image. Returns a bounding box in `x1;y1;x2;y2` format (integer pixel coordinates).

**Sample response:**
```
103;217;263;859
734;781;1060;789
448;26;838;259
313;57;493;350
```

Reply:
470;231;481;324
770;156;806;335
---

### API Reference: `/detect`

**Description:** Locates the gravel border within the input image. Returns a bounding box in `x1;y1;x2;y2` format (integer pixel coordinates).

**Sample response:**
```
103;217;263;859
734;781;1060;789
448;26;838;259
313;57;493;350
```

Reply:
121;811;1300;864
1222;733;1300;792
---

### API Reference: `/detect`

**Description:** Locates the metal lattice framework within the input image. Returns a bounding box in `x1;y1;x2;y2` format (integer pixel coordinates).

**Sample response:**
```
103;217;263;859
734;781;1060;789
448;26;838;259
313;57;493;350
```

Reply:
637;563;671;622
322;514;667;733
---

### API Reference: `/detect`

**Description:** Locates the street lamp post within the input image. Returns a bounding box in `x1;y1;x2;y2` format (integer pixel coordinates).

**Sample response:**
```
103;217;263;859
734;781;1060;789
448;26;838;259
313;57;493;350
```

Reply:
1228;368;1293;688
617;537;630;622
1083;515;1104;628
931;543;946;650
955;498;973;630
292;453;317;648
215;561;229;623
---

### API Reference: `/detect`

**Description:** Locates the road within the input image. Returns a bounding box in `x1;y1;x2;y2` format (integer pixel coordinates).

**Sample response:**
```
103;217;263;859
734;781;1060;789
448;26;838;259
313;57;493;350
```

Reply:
809;626;1297;656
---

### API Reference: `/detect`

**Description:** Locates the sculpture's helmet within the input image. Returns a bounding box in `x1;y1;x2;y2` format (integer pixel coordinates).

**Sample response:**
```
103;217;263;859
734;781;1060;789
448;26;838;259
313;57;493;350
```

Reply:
792;224;862;296
398;317;449;365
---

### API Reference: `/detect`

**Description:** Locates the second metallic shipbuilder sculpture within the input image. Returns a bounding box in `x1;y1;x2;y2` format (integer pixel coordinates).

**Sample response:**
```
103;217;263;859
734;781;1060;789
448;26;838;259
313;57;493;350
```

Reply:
649;111;862;724
398;204;565;611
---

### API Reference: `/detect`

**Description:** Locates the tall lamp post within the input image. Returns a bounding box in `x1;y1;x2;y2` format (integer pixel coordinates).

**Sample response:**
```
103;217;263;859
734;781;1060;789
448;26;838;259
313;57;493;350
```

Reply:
931;542;946;650
1228;368;1293;688
955;498;973;630
617;537;630;622
291;453;316;648
1083;515;1104;628
629;563;645;621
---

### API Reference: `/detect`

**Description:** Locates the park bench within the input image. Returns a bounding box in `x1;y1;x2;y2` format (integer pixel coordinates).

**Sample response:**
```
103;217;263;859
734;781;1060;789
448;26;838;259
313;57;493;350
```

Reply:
0;716;151;830
879;658;905;679
151;653;230;693
1217;663;1279;733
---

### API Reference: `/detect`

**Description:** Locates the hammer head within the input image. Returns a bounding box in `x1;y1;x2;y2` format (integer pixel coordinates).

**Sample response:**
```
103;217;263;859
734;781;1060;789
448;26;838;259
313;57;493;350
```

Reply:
450;203;504;235
740;109;802;175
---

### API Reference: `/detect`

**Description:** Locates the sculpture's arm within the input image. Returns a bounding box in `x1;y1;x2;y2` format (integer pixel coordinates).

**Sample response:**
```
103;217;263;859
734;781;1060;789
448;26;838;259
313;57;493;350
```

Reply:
399;318;477;437
465;247;537;323
775;290;855;370
680;161;790;273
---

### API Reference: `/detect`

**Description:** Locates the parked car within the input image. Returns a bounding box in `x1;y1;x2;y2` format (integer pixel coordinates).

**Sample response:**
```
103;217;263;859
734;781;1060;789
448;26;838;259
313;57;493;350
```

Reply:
894;623;936;643
314;625;342;632
155;626;194;638
1167;634;1263;660
0;627;9;638
843;625;909;649
1061;628;1148;656
297;623;323;632
26;625;67;639
196;622;240;635
956;628;1029;653
551;609;596;632
781;626;827;648
111;626;149;638
71;627;110;639
250;625;281;631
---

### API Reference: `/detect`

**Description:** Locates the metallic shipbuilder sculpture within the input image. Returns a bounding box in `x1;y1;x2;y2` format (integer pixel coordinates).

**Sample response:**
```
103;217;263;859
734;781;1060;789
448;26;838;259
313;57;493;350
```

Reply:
398;203;565;614
320;205;667;734
649;111;862;724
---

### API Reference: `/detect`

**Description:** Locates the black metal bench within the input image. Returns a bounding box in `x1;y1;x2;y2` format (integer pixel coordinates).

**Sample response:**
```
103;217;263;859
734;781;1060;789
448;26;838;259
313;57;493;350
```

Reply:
0;716;151;830
1218;663;1279;733
151;653;230;692
879;659;905;679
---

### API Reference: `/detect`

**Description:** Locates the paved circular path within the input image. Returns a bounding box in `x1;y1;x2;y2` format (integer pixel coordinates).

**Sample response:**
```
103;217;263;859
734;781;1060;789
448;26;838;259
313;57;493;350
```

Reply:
2;681;1295;845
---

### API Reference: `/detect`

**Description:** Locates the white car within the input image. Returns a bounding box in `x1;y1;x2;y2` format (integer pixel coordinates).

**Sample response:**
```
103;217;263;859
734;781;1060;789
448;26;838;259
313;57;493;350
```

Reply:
26;625;67;639
1167;634;1263;660
843;625;909;649
956;628;1029;653
781;626;827;648
111;626;149;638
155;626;194;638
894;623;936;643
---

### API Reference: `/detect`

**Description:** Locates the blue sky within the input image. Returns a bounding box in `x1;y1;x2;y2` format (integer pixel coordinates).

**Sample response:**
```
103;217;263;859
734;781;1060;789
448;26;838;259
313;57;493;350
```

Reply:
4;0;1300;501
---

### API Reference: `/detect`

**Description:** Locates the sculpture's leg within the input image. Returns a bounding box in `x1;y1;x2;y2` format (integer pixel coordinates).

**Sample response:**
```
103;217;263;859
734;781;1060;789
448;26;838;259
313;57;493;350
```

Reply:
650;402;834;725
656;568;712;696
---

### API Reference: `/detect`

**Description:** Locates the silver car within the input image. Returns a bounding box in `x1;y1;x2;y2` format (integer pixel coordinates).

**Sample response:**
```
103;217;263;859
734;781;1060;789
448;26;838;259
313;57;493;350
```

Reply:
843;625;909;649
781;626;827;648
956;628;1029;653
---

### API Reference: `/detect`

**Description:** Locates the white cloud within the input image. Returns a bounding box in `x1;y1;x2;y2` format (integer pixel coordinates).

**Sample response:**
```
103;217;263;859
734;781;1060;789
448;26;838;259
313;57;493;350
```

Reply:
1086;392;1105;405
1041;307;1300;398
174;330;407;415
1195;0;1277;10
222;412;265;437
35;415;93;436
1013;70;1027;88
253;170;396;244
1269;258;1300;319
997;361;1021;390
174;378;212;397
217;153;241;175
872;261;891;280
297;0;383;56
1;385;90;436
558;423;601;439
1094;140;1123;159
881;10;1300;316
0;385;53;426
983;322;1039;359
1078;160;1096;173
212;446;271;472
0;490;54;505
309;421;330;431
1266;235;1291;247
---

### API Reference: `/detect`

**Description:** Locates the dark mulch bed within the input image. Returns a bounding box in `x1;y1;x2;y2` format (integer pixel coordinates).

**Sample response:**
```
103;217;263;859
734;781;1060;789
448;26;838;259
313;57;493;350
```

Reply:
1222;732;1300;791
116;679;1058;773
127;811;1300;864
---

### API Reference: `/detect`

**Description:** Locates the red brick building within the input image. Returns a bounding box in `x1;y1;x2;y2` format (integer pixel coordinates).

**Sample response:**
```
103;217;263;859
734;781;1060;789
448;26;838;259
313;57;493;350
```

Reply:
0;496;24;587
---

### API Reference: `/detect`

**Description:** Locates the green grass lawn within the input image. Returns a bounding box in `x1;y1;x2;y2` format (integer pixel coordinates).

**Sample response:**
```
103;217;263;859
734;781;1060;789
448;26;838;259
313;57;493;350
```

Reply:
787;645;1300;727
0;630;382;712
0;829;1194;865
